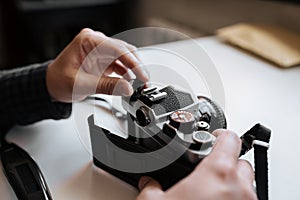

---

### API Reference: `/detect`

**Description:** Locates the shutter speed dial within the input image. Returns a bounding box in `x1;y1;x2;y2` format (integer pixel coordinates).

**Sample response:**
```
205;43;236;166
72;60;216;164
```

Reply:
169;110;195;133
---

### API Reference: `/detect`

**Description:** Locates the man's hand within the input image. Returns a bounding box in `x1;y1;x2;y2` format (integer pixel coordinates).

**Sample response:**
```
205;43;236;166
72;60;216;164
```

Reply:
46;28;149;102
137;130;257;200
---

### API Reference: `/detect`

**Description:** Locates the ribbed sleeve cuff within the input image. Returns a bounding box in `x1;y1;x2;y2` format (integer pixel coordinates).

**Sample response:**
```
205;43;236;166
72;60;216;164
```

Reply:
0;61;72;126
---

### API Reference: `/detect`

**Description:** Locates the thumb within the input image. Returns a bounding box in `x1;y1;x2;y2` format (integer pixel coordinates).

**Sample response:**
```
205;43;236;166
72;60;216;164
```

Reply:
137;176;164;200
97;77;133;96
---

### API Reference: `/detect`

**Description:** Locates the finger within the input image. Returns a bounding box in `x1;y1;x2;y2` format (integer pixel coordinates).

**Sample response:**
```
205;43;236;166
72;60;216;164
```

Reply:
211;129;227;148
112;38;141;62
118;52;149;82
212;128;227;138
137;177;164;200
75;29;143;80
210;129;242;162
78;28;107;54
237;160;255;188
105;60;135;80
97;76;133;96
126;45;141;63
93;37;149;82
138;176;162;191
110;39;149;82
73;71;134;97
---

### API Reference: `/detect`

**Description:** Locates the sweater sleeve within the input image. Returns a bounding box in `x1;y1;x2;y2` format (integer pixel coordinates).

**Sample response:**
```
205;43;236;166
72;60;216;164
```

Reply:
0;61;72;134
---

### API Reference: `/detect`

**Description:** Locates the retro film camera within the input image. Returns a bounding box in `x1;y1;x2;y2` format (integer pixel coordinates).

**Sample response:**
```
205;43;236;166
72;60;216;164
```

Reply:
88;80;270;190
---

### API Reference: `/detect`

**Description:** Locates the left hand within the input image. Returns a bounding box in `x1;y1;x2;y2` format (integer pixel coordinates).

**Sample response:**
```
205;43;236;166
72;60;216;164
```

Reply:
46;28;149;102
136;130;257;200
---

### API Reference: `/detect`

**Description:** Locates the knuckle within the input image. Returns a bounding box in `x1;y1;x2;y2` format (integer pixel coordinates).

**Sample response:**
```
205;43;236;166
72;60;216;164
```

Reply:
216;129;240;142
231;131;241;145
215;158;237;178
218;130;242;147
117;39;128;45
75;34;88;45
229;130;241;144
106;39;133;59
115;39;137;52
76;29;94;43
224;129;238;139
127;43;137;51
114;38;128;46
113;44;128;58
95;31;105;37
75;31;96;53
80;28;93;34
79;34;93;45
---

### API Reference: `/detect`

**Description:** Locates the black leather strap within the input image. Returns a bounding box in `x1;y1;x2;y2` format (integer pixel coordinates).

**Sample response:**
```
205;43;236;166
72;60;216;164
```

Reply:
1;140;53;200
251;124;270;200
240;124;271;200
254;143;269;200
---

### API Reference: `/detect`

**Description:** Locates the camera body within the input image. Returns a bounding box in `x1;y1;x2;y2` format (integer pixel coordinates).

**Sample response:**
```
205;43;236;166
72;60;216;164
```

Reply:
88;80;227;189
122;80;227;163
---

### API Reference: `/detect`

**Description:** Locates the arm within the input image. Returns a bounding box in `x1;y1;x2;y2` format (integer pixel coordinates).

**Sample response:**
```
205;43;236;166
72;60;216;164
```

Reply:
0;62;71;134
137;130;257;200
0;28;148;135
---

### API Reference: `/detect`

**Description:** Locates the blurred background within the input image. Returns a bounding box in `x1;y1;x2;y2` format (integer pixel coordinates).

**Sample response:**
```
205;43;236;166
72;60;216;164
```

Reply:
0;0;300;68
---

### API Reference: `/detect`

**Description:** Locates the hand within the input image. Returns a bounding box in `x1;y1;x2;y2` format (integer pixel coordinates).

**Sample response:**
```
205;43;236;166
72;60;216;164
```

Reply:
137;130;257;200
46;28;149;102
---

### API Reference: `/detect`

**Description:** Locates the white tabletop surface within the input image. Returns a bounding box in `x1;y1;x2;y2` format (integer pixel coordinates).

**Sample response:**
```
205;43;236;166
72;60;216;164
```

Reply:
1;36;300;200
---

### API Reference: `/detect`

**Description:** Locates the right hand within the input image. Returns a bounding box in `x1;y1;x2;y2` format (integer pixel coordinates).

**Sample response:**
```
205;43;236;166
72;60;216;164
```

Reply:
46;28;149;103
137;130;257;200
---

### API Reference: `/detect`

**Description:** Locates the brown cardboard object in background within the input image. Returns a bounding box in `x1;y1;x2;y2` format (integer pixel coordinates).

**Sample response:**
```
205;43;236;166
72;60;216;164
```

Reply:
216;23;300;68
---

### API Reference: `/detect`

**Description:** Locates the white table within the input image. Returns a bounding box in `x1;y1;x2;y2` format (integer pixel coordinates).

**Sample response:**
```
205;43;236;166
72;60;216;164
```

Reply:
1;36;300;200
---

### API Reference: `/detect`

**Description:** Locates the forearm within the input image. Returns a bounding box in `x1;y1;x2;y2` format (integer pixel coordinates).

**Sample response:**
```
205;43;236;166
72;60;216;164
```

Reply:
0;28;148;136
0;61;72;134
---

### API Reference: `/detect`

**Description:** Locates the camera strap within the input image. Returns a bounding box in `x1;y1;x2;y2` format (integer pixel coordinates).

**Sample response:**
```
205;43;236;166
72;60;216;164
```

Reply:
253;140;270;200
240;124;271;200
1;139;53;200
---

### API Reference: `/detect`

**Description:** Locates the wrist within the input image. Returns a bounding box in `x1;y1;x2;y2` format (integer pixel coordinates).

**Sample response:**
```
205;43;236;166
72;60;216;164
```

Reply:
46;61;59;102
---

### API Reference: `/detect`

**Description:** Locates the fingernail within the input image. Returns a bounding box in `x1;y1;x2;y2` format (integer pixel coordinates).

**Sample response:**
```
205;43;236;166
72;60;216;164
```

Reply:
139;176;151;190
